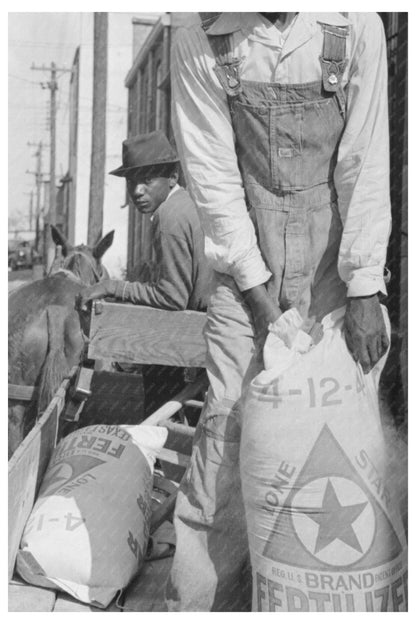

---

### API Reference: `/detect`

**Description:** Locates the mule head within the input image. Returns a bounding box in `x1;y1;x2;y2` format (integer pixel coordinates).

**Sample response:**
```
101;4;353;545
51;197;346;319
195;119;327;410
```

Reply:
50;225;114;285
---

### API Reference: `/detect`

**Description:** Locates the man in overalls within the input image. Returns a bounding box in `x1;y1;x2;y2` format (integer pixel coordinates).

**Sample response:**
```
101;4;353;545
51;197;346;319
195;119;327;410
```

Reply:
167;13;391;611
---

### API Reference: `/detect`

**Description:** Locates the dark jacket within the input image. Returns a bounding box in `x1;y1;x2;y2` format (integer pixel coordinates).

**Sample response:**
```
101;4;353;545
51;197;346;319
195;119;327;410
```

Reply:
113;187;211;311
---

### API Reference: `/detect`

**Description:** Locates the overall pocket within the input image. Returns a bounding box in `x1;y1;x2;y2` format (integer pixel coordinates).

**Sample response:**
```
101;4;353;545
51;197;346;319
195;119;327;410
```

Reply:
270;105;303;190
297;97;345;189
231;101;273;189
231;89;344;192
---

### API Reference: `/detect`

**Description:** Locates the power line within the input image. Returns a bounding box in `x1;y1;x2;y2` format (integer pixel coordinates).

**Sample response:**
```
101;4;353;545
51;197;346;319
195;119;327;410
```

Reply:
9;40;83;48
9;40;132;48
8;73;40;85
11;82;124;113
31;62;72;270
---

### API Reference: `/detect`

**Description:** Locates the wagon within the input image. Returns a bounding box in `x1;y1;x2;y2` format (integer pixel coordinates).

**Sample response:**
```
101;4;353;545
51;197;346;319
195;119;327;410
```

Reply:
8;302;208;612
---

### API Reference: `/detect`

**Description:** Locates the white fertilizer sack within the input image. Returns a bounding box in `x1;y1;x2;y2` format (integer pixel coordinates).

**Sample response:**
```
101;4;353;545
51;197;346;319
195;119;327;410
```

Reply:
16;424;168;608
241;307;407;612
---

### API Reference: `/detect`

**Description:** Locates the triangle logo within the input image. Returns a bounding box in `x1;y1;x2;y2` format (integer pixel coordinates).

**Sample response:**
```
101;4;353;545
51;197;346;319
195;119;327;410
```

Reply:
263;424;403;571
39;455;106;497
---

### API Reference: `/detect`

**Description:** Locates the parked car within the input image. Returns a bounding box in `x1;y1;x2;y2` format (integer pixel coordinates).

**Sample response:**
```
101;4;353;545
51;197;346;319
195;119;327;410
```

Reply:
8;240;34;271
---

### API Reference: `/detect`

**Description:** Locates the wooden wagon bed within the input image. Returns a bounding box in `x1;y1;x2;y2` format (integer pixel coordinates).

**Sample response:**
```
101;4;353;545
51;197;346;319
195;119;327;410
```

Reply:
9;303;207;612
9;521;175;612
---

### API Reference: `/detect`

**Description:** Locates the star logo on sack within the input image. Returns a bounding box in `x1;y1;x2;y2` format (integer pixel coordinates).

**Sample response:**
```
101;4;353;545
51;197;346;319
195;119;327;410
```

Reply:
291;476;375;566
39;455;105;497
263;425;403;571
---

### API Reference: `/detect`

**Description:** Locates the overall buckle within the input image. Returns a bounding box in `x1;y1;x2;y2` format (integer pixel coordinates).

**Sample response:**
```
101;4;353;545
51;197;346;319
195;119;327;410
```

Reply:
319;57;348;92
213;59;243;97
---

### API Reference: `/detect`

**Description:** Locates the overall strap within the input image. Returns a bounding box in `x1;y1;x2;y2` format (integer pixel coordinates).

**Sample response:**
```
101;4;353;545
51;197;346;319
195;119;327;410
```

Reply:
318;20;350;118
199;13;243;98
199;12;221;31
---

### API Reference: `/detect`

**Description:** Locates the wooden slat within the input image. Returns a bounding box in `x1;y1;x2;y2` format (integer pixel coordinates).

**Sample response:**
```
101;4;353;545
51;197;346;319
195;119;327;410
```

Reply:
184;399;204;409
158;420;194;483
88;302;207;367
54;596;99;612
158;420;196;438
141;378;202;482
8;583;56;612
8;584;121;612
155;447;189;469
53;594;121;612
142;374;207;425
8;372;75;581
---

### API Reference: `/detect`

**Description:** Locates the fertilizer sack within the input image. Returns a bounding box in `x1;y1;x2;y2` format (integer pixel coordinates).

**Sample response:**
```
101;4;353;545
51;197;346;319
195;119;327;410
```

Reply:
240;307;407;612
16;424;168;608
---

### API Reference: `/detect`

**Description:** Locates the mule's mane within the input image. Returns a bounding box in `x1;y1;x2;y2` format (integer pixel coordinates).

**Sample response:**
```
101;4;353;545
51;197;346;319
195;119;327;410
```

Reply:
61;246;105;285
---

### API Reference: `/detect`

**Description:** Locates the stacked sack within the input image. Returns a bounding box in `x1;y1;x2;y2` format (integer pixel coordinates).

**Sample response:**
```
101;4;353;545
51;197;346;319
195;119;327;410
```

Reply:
17;424;167;608
240;307;407;612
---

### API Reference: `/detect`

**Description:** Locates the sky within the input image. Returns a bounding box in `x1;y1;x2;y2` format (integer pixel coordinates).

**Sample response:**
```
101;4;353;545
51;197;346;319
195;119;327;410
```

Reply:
7;7;167;237
6;2;196;237
8;13;98;234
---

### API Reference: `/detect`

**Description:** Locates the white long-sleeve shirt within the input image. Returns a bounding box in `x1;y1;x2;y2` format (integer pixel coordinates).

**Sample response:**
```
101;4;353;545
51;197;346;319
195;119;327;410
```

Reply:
171;12;391;297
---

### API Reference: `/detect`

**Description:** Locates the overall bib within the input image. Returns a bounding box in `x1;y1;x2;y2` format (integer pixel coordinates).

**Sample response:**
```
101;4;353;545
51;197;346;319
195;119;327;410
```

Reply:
167;18;350;612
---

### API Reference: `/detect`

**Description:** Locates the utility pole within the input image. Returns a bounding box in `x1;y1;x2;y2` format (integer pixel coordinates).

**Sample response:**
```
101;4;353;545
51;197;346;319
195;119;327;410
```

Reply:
31;62;72;270
88;12;108;246
23;191;34;231
27;140;48;253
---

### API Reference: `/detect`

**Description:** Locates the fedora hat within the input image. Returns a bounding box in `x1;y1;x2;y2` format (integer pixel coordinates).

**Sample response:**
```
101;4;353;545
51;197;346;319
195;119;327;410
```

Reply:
109;130;179;177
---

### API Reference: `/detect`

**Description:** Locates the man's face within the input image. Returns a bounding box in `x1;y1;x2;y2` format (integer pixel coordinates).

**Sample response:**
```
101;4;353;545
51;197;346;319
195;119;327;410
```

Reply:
126;170;176;215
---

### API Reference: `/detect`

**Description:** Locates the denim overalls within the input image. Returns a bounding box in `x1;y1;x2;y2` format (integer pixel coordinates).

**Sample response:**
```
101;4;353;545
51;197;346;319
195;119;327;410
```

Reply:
209;18;349;319
167;17;351;612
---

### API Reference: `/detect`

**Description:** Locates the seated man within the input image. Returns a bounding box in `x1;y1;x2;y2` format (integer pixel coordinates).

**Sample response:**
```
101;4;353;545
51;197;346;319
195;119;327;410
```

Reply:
80;130;210;312
81;131;210;416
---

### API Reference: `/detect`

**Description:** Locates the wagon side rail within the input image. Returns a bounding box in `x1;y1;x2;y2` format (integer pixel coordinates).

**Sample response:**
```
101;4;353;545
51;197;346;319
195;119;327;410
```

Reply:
8;368;78;580
87;301;207;368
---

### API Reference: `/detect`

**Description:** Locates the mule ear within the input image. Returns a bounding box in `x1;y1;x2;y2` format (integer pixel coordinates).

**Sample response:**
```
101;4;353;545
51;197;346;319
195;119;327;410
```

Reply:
93;230;114;259
50;225;69;256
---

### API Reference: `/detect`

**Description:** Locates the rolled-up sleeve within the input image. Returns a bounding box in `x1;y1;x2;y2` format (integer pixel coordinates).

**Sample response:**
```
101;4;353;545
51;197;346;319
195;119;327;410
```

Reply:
335;13;391;297
171;26;272;292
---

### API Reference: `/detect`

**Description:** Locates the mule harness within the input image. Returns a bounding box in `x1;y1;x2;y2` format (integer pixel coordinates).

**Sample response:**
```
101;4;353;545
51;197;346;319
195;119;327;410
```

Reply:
8;250;104;403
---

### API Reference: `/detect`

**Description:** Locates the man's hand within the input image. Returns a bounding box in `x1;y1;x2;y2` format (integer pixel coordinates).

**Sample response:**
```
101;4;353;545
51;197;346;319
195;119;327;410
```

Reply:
344;294;389;374
242;284;281;343
77;280;115;311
